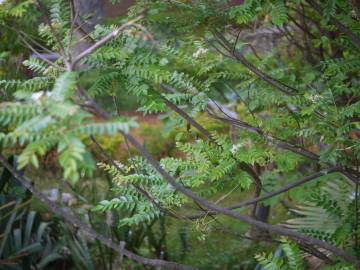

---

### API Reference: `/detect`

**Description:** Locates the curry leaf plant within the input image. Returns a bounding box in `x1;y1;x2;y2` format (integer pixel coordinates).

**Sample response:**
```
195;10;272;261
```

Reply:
0;0;359;269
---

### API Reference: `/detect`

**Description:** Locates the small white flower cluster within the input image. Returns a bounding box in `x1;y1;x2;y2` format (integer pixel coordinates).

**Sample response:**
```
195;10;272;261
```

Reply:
114;160;125;169
159;58;169;66
30;91;52;102
231;143;243;155
192;48;208;59
307;94;322;102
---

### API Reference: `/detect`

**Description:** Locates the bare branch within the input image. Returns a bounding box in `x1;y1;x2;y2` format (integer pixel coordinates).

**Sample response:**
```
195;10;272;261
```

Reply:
188;167;340;219
210;114;320;161
213;31;297;96
17;33;64;70
160;83;212;139
71;15;144;69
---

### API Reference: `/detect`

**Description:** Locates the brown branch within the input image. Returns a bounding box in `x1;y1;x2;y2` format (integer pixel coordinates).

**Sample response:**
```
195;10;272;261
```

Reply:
210;114;320;161
0;154;196;270
160;84;212;139
122;132;360;267
213;30;330;119
16;32;64;70
307;0;360;50
213;31;297;96
209;114;360;185
188;167;340;219
71;15;144;69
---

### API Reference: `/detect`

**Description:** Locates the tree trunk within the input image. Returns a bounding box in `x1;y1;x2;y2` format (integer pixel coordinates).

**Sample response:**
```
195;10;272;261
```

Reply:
71;0;104;63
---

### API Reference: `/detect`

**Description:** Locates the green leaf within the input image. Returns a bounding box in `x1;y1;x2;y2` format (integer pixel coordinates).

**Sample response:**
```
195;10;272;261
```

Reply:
51;72;77;102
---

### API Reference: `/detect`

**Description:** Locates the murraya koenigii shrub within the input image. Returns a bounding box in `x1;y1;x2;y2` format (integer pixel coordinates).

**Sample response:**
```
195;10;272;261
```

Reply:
0;0;359;268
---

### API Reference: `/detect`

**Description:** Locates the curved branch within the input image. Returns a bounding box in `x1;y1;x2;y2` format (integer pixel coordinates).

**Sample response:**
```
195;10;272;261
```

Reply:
123;133;360;267
0;154;196;270
188;167;340;219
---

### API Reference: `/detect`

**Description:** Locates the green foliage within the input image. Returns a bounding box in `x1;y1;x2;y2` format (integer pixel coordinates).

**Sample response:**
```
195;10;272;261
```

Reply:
255;238;304;270
255;238;355;270
61;224;95;270
1;0;360;268
0;159;63;269
0;210;63;270
286;178;356;248
95;157;184;226
0;71;137;182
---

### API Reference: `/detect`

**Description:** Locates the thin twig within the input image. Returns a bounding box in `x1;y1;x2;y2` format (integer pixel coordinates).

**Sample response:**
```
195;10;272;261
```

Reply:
17;33;64;70
213;31;298;96
188;167;340;219
71;15;144;69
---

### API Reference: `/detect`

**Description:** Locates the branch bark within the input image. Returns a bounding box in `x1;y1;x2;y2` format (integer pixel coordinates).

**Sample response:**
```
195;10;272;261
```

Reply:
160;83;212;139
